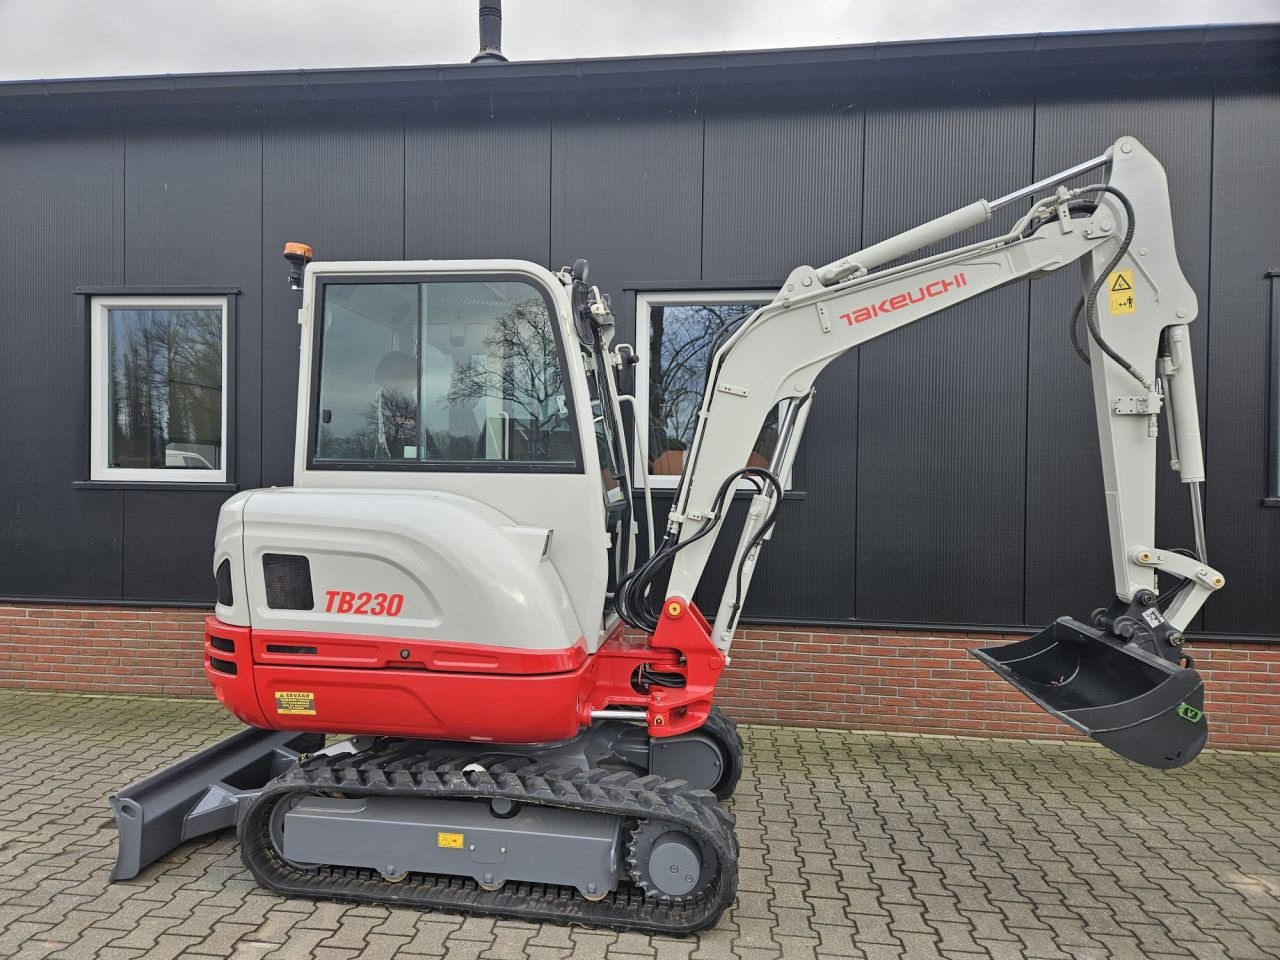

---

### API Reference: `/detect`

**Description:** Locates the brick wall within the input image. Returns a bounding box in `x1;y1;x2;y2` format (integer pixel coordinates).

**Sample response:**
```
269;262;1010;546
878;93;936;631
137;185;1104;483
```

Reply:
0;605;209;697
1;604;1276;750
715;627;1280;751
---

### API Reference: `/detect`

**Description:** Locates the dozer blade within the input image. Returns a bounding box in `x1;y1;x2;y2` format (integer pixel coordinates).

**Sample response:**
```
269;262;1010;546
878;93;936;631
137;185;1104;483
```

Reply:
973;617;1207;769
109;727;323;881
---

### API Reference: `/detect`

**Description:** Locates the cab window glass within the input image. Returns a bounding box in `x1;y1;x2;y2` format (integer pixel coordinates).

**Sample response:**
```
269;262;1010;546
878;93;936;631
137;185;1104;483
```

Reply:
587;363;625;511
314;279;576;466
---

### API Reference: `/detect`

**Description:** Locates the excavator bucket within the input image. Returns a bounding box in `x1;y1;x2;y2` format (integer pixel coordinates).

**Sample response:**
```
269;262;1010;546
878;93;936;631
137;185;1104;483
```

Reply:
109;727;323;881
972;617;1207;769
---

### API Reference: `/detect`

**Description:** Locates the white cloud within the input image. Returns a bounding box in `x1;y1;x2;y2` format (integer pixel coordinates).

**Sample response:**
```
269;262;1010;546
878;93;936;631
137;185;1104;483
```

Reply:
0;0;1273;82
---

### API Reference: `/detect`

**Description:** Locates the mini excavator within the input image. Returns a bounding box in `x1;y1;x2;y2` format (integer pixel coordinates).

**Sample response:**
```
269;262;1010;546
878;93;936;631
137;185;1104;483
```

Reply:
111;137;1223;933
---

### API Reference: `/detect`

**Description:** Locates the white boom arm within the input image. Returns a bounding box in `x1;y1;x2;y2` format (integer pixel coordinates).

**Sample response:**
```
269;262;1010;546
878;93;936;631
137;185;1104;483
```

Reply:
640;136;1223;652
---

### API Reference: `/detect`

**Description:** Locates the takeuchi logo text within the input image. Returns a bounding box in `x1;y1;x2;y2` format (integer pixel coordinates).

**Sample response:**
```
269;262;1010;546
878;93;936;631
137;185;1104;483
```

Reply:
840;272;968;325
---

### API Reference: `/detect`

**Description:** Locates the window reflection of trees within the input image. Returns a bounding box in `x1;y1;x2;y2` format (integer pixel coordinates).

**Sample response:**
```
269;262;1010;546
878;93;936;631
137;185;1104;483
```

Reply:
316;294;573;464
445;297;571;462
317;389;424;461
649;303;777;476
109;309;222;469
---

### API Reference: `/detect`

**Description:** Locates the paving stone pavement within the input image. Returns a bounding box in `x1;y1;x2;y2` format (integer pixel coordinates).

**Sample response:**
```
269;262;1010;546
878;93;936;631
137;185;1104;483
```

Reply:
1;689;1278;960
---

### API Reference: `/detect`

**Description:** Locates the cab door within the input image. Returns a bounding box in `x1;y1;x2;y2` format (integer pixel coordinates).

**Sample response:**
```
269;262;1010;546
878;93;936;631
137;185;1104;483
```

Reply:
292;259;615;651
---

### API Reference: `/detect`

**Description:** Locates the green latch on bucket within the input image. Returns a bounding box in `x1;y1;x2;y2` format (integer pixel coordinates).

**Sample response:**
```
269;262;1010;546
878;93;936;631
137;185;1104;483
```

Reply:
1178;703;1203;723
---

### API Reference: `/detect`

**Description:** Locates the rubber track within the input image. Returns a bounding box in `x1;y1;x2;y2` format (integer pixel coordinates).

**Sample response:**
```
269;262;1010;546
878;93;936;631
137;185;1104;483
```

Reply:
239;741;739;934
702;707;745;800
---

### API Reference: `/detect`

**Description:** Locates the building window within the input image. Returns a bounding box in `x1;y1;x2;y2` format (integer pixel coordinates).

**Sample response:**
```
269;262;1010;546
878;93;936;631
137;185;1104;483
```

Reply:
636;291;785;488
90;296;228;482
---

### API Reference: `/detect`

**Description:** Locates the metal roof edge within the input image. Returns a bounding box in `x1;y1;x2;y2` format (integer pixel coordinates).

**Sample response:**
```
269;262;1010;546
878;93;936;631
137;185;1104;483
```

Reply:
0;22;1275;109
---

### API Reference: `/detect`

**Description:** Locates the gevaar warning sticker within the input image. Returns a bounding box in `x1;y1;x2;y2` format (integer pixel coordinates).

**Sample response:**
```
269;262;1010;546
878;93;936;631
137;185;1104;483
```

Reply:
1108;270;1136;315
275;691;316;715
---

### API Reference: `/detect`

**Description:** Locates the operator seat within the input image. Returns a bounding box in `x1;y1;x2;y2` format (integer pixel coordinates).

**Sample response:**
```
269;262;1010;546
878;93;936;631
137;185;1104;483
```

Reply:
374;350;416;394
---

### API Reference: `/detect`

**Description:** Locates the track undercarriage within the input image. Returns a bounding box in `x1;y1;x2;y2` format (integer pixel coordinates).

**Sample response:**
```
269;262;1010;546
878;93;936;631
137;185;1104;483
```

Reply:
112;711;745;935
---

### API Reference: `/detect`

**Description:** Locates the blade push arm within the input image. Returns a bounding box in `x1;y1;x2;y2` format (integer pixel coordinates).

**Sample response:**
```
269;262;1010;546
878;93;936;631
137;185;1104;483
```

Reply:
627;136;1222;653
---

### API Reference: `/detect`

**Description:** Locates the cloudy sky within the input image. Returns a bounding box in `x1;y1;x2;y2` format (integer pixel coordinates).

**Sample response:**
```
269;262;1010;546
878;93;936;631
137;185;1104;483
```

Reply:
0;0;1274;82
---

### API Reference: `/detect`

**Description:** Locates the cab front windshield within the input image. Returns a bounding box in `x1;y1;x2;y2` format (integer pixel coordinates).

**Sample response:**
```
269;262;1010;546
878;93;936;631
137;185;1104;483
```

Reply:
313;278;577;467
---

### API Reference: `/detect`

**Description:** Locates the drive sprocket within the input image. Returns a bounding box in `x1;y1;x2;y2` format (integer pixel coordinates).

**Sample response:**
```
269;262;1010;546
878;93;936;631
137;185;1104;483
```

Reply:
627;818;719;901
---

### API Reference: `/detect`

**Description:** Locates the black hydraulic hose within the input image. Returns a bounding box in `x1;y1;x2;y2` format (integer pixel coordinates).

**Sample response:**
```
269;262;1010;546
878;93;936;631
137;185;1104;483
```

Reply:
1068;295;1090;366
1080;185;1149;390
615;467;777;633
727;469;784;623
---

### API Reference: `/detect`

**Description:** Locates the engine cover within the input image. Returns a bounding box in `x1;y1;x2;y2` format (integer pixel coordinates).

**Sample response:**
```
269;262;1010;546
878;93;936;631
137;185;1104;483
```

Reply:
215;487;581;653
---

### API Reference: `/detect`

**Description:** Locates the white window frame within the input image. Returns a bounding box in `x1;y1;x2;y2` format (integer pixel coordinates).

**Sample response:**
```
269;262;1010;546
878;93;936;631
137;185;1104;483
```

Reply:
90;295;229;483
634;290;782;490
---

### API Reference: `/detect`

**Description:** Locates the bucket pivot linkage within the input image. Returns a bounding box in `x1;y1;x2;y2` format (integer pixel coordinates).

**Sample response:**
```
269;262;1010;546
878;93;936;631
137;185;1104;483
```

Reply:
973;593;1207;769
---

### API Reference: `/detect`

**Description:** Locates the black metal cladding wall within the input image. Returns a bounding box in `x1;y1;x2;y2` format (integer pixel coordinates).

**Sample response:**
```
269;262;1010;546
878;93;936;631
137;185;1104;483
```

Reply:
0;46;1278;641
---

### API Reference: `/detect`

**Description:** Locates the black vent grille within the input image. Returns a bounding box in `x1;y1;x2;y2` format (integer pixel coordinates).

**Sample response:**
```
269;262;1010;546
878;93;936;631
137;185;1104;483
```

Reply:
262;554;315;610
209;635;235;654
209;656;238;675
215;559;234;606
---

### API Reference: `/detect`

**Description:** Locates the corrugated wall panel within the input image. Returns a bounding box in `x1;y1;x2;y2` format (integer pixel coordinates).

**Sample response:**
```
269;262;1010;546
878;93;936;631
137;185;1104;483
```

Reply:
262;116;405;485
405;117;550;265
855;101;1034;625
1203;92;1280;635
0;126;125;599
1025;90;1213;627
122;118;262;599
550;112;703;339
0;71;1274;637
699;106;865;620
702;107;865;280
121;490;227;600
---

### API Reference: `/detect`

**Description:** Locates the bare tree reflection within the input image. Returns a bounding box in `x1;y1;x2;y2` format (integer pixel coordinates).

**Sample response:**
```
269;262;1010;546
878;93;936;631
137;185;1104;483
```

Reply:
110;309;222;469
445;298;570;460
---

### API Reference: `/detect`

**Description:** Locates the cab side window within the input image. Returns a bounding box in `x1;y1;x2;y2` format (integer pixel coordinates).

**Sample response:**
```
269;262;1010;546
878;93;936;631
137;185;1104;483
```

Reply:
314;278;578;468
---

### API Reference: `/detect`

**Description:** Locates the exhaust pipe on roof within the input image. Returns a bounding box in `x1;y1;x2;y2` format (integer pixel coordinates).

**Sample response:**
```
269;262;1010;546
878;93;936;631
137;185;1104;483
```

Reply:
471;1;508;63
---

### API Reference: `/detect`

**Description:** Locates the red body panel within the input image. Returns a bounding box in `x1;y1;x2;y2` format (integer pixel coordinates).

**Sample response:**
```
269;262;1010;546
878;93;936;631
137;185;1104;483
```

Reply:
249;629;588;674
203;596;724;744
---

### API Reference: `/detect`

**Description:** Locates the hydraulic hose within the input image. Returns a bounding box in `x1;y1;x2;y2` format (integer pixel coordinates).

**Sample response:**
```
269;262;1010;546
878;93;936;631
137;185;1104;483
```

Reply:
615;466;780;633
1068;295;1090;366
1079;185;1149;390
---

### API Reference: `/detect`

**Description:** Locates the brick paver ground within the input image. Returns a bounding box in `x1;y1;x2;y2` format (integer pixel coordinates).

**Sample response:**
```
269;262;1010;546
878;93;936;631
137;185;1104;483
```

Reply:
1;689;1277;960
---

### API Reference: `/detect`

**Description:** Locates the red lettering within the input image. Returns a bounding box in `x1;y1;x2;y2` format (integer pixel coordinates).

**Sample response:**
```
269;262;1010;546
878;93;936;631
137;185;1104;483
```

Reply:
324;589;405;616
844;270;970;328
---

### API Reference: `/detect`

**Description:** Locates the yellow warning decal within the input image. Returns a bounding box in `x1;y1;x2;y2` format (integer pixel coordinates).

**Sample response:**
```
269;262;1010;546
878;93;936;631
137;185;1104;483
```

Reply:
274;691;316;716
1108;270;1135;315
437;832;464;849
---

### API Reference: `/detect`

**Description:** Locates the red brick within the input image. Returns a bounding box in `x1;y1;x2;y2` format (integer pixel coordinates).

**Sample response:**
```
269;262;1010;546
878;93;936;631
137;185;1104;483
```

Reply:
3;602;1278;750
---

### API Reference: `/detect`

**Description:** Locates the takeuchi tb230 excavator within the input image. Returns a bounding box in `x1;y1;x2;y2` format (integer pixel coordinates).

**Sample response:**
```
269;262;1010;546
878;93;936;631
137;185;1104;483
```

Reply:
110;136;1224;934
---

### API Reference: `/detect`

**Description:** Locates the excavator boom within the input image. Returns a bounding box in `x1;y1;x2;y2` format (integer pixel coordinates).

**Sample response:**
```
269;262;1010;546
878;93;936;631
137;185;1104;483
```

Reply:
616;135;1219;768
